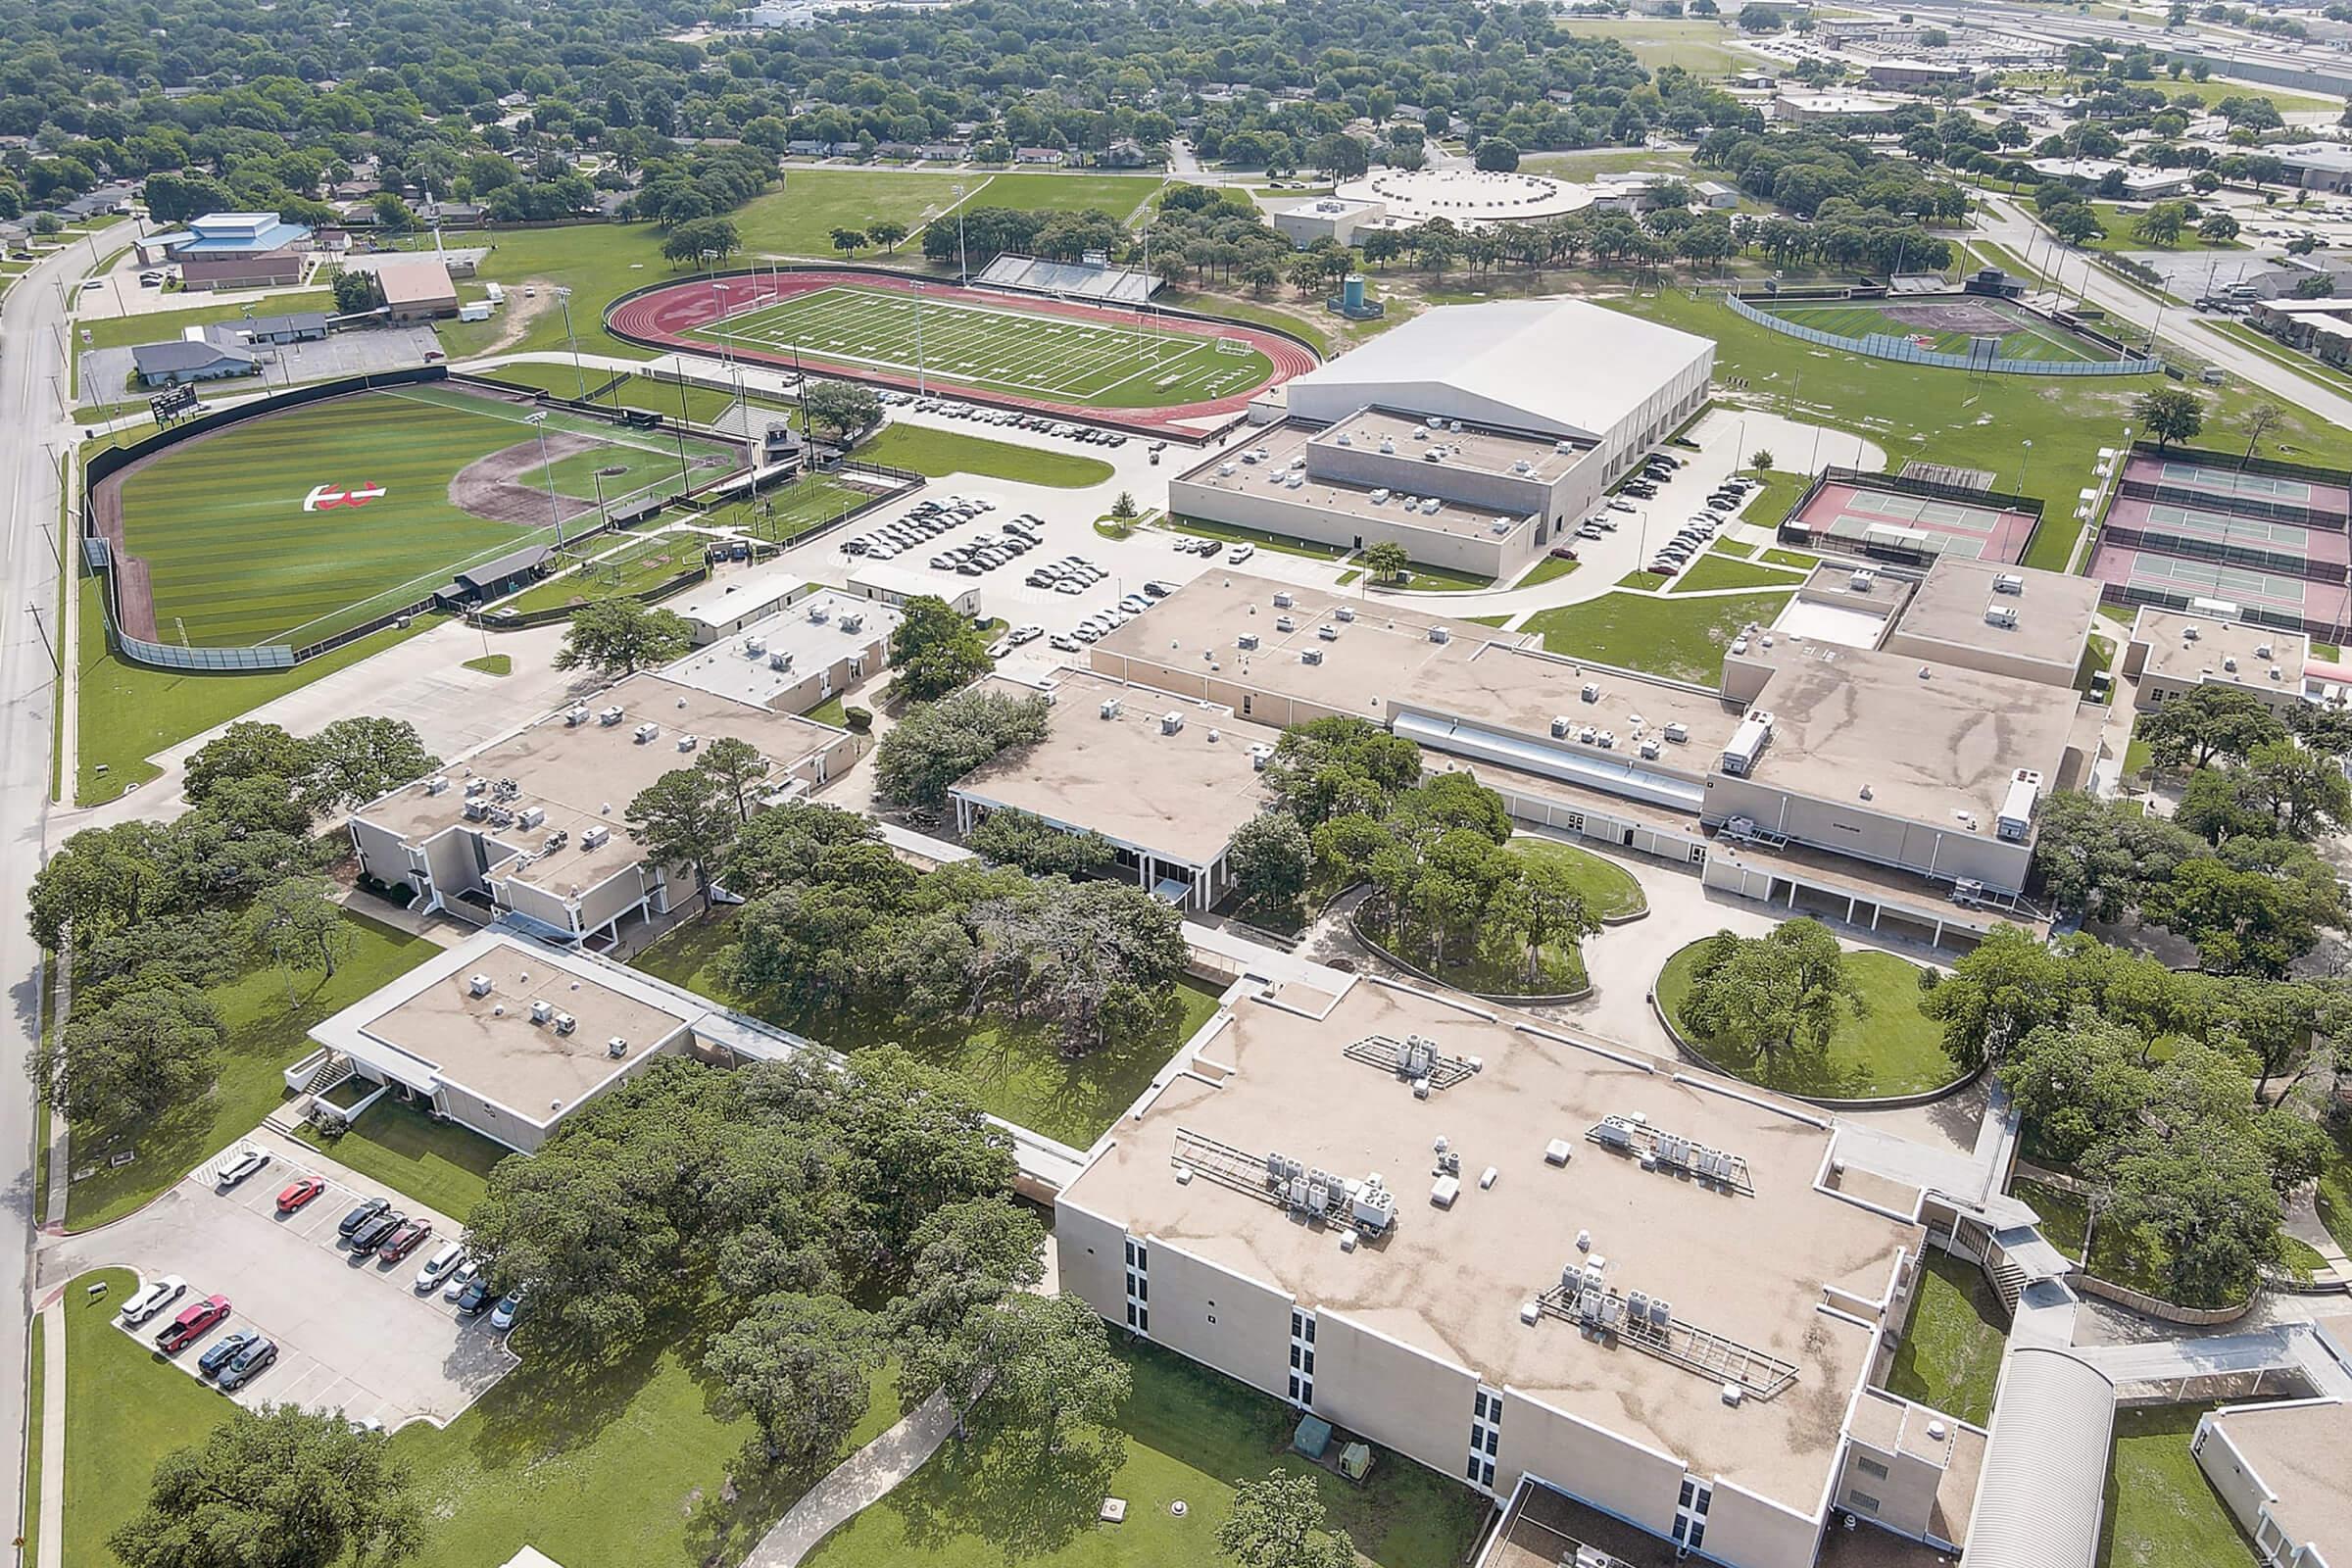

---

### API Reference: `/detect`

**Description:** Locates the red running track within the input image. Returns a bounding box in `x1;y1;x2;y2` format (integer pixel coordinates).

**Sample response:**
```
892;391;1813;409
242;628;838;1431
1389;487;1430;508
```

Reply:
606;269;1318;439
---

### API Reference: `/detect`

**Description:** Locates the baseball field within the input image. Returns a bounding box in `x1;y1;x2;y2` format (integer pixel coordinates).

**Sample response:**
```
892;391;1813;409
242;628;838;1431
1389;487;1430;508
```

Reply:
100;383;744;650
1751;296;2118;365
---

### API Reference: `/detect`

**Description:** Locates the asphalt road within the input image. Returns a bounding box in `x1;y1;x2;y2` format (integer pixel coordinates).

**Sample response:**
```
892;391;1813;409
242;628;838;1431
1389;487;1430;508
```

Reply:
0;246;71;1556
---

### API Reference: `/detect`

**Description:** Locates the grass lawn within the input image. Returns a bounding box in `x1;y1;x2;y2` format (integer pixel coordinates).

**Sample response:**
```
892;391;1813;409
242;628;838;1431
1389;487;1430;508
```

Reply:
2085;201;2244;255
2098;1404;2258;1568
1655;941;1958;1099
1758;547;1817;569
1361;900;1589;997
1553;15;1763;74
2280;1234;2328;1282
76;290;338;353
64;913;435;1230
74;574;437;805
1884;1251;2006;1428
294;1097;512;1220
1375;563;1495;592
803;1339;1483;1568
630;917;1225;1148
737;168;975;258
1752;297;2113;365
1158;514;1349;560
2312;1118;2352;1254
1739;468;1813;528
1666;553;1806;594
858;423;1113;487
964;171;1168;222
488;358;799;426
499;527;716;614
1508;836;1646;920
1608;289;2352;574
1462;612;1512;627
805;692;853;727
1522;589;1792;684
1711;538;1755;559
1614;570;1669;590
2078;632;2117;699
21;1311;41;1568
2203;319;2352;402
394;223;680;365
2013;1176;2090;1256
463;653;513;676
1513;553;1582;587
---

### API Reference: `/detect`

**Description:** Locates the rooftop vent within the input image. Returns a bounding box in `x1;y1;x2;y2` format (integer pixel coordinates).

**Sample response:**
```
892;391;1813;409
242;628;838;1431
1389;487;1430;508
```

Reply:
1160;710;1185;735
553;1013;576;1035
467;974;493;998
607;1037;629;1058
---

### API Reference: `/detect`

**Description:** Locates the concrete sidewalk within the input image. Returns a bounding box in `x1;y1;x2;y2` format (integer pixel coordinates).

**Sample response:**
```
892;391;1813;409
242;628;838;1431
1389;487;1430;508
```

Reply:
740;1393;958;1568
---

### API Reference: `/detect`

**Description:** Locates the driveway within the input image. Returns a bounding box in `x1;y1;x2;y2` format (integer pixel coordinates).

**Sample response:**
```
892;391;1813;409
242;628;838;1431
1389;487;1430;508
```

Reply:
42;1127;515;1429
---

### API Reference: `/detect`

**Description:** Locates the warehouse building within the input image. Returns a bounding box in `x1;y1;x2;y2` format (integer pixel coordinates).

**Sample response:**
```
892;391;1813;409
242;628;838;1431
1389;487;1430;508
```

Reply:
947;666;1281;909
1172;301;1713;578
1055;969;1949;1568
346;670;858;945
377;259;460;320
1269;196;1388;249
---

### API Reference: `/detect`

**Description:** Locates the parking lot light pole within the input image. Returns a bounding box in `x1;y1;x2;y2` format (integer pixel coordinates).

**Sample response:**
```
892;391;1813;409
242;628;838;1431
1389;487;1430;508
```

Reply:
526;410;566;549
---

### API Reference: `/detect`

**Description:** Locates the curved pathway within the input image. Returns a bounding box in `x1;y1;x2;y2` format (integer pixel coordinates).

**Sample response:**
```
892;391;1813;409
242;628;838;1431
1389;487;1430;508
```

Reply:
741;1392;960;1568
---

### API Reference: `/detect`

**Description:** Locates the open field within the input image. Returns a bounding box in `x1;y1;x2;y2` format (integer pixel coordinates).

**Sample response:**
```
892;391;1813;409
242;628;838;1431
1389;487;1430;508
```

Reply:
2085;202;2244;255
692;283;1277;410
1553;15;1763;74
963;172;1168;221
803;1340;1484;1568
75;290;338;354
1521;588;1793;684
1655;941;1958;1099
101;383;741;648
1610;288;2352;573
632;917;1225;1148
858;423;1114;486
737;167;975;258
1749;297;2116;364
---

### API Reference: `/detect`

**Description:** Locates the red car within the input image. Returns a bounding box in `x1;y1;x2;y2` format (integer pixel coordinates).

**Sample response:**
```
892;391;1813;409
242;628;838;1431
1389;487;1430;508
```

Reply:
276;1178;325;1213
378;1220;434;1263
156;1295;230;1353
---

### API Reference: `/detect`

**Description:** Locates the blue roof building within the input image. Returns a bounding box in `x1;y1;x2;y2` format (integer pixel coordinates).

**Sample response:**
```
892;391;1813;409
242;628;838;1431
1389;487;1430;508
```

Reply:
150;211;313;259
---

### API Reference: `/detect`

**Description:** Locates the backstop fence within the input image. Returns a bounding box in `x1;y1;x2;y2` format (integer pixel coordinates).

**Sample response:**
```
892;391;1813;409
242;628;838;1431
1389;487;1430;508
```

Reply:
1722;293;2163;377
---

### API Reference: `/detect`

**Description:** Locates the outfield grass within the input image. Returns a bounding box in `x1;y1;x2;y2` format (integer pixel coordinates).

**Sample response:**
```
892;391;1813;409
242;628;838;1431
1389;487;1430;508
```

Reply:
1509;836;1645;919
1513;553;1582;587
1884;1251;2006;1428
693;283;1275;410
1609;289;2352;574
76;290;338;353
858;422;1112;487
2098;1405;2258;1568
65;913;435;1230
804;1340;1484;1568
1667;553;1807;594
631;917;1225;1147
1655;941;1958;1100
74;574;436;804
294;1098;511;1220
112;385;734;648
1521;588;1791;684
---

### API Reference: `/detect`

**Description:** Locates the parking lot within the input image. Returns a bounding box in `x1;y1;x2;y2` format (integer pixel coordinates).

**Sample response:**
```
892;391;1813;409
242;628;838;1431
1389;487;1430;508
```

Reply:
69;1129;515;1430
76;323;445;414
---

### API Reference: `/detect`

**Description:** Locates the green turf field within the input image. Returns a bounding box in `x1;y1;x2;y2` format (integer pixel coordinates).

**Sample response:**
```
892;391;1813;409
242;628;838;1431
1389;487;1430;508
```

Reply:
690;283;1275;409
111;385;742;648
1753;298;2115;365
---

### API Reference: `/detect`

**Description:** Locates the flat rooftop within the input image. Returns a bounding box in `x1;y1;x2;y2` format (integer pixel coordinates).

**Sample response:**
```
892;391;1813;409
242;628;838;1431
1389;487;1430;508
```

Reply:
2206;1399;2352;1561
953;667;1281;866
356;670;843;893
1066;977;1921;1512
1311;406;1593;485
1893;558;2101;668
321;933;702;1120
1733;637;2081;827
662;590;900;710
1091;571;1741;759
2130;607;2309;692
1176;422;1535;541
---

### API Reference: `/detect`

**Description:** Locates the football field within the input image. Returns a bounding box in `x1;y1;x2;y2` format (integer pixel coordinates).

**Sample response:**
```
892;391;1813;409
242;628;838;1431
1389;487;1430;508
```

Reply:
101;384;744;649
687;283;1278;409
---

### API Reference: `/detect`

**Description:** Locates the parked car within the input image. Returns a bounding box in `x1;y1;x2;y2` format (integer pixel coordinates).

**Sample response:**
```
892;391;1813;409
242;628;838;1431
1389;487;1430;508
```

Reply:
442;1260;482;1301
337;1198;389;1238
348;1210;406;1254
198;1330;259;1379
1549;545;1579;561
455;1276;497;1315
416;1244;467;1293
1227;544;1255;564
1607;500;1637;514
378;1220;434;1263
490;1288;529;1333
157;1295;231;1354
216;1337;278;1392
1049;633;1079;653
215;1146;270;1189
1008;624;1044;644
275;1178;325;1213
120;1275;187;1326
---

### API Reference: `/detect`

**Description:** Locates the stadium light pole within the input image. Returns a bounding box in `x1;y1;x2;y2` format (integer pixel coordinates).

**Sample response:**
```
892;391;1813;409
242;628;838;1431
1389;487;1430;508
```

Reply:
951;184;969;284
556;286;594;405
525;410;567;549
911;280;927;396
2017;437;2034;498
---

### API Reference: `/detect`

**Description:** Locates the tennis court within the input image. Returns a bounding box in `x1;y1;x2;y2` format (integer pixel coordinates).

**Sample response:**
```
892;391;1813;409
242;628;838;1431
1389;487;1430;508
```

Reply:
2120;452;2352;522
2088;538;2352;633
1787;479;2037;565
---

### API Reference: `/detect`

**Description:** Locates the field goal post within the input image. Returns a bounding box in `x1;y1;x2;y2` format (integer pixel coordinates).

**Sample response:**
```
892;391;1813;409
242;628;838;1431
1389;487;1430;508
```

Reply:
1214;335;1251;356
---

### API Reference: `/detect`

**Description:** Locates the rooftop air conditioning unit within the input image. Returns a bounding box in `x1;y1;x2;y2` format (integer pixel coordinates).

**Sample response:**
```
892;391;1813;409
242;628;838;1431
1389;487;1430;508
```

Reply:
1847;570;1874;593
424;776;450;796
1993;572;2025;595
744;637;766;658
1238;632;1260;651
1275;614;1297;632
678;733;701;753
839;613;863;634
1551;715;1573;738
1582;682;1601;703
1300;647;1324;665
530;1000;554;1024
564;706;591;726
2256;643;2273;660
1101;698;1123;720
634;722;660;744
517;806;546;830
553;1013;576;1035
808;603;830;623
1640;739;1662;760
2223;656;2239;672
607;1037;629;1058
1160;711;1185;735
598;706;625;725
465;779;488;797
1369;488;1391;506
1664;722;1690;743
1984;604;2018;628
1250;744;1275;771
1317;623;1340;641
581;825;612;850
467;974;493;998
2183;625;2201;641
1273;591;1295;609
1428;625;1451;644
769;651;794;672
1336;605;1357;623
463;800;488;821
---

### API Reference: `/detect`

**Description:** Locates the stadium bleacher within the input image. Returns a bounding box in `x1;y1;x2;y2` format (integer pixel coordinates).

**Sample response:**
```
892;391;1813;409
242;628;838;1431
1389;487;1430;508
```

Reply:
974;253;1160;307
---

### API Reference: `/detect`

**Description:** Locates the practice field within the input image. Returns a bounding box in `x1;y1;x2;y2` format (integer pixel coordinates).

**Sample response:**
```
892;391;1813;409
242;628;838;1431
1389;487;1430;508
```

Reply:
95;382;746;649
1751;296;2118;366
610;269;1315;436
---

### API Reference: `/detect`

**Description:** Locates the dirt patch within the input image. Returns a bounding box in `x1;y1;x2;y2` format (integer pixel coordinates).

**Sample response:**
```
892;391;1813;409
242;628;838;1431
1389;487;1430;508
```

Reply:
448;432;611;528
473;280;561;357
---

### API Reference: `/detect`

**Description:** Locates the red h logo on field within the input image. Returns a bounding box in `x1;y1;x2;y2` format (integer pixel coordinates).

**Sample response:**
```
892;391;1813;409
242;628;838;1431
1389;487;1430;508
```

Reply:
303;482;387;513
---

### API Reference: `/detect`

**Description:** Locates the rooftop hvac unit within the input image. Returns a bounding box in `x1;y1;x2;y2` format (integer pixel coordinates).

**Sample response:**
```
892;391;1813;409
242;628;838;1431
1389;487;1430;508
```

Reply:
1984;603;2018;628
529;1000;554;1025
634;722;660;744
2182;624;2201;641
1217;463;1236;477
554;1013;576;1035
1300;647;1324;665
1335;605;1357;623
564;706;591;727
1369;488;1391;506
2223;656;2239;672
807;603;830;623
1640;739;1662;760
1997;767;2044;842
463;800;489;821
581;824;611;850
678;733;700;753
1250;744;1275;771
1847;570;1874;593
1720;711;1774;777
607;1037;629;1058
768;651;794;672
1317;623;1340;641
1273;591;1295;609
467;973;493;998
1550;715;1572;738
1555;440;1576;454
517;806;546;830
1664;722;1689;743
2270;666;2285;681
1993;572;2025;595
1101;698;1123;720
2256;643;2274;660
1238;632;1260;651
1160;710;1185;735
1582;682;1600;703
1428;625;1451;644
744;636;766;658
1275;614;1297;633
424;776;450;796
838;612;863;634
598;706;625;726
465;779;489;797
1419;498;1440;514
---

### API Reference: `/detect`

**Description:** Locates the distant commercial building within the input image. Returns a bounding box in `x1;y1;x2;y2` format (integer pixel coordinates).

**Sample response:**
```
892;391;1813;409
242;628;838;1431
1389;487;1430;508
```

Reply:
176;250;305;291
1865;59;1969;88
141;211;313;267
2273;140;2352;193
1770;92;1910;124
129;337;258;386
236;311;330;345
661;590;899;714
1270;197;1388;249
1693;180;1740;210
2023;158;2193;199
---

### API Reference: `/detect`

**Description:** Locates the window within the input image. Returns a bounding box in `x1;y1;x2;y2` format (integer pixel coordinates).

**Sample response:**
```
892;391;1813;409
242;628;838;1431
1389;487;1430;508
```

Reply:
1856;1456;1889;1482
1287;1309;1316;1408
1466;1385;1503;1494
1124;1236;1151;1340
